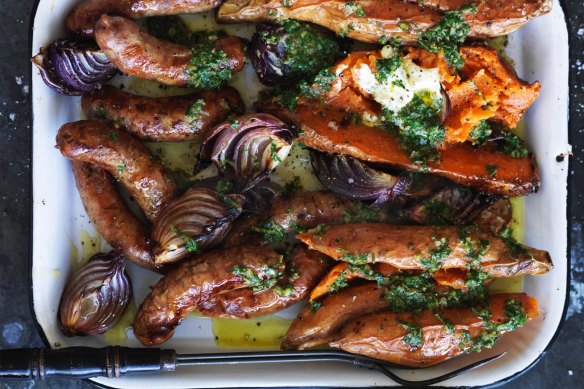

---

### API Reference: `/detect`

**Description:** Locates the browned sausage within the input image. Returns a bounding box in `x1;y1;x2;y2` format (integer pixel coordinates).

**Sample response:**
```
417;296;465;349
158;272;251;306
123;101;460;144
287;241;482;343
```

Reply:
297;224;553;277
282;283;388;350
220;214;266;249
71;161;155;270
56;120;176;222
197;248;332;318
328;293;539;367
82;85;244;142
94;15;246;87
66;0;223;40
133;245;284;346
268;191;390;232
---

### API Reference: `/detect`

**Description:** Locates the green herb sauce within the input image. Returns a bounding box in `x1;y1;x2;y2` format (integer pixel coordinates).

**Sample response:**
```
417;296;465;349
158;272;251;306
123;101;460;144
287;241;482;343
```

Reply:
171;226;200;253
417;5;477;70
231;257;285;293
382;92;445;165
260;20;341;82
329;269;349;293
185;40;232;90
399;321;424;351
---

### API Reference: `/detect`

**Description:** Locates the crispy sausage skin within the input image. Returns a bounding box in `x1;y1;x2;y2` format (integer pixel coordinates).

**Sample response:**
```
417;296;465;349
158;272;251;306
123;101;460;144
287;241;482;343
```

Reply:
269;191;390;231
56;120;176;222
133;245;284;346
282;283;388;350
66;0;223;40
297;224;553;277
94;15;246;87
329;293;539;367
82;85;244;142
197;248;332;318
71;161;155;270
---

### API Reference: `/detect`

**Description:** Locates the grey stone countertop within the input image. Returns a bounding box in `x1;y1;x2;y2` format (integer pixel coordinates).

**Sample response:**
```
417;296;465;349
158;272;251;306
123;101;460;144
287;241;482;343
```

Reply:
0;0;582;387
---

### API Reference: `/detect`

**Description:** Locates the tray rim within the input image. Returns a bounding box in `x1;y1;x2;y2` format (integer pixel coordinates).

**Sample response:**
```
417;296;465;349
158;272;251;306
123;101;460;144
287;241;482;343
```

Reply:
26;0;572;387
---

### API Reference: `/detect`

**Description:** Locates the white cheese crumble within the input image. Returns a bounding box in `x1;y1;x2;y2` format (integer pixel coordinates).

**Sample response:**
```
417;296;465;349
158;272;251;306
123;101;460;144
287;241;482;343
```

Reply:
353;46;442;117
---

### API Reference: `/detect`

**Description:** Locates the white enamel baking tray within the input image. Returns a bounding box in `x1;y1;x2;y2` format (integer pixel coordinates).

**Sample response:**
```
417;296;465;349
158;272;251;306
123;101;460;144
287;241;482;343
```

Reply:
30;0;570;387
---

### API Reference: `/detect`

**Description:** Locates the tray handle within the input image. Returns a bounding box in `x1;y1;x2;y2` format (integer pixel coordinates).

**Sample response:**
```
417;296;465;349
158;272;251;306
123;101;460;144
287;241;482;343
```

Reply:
0;347;176;379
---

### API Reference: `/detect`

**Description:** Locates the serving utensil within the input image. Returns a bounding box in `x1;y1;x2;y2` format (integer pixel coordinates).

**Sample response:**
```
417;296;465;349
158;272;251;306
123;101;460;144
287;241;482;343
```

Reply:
0;346;505;386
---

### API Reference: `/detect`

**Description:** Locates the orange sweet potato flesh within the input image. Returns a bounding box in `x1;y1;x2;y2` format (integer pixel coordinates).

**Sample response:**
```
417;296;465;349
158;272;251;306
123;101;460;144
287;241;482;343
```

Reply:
219;1;552;44
329;293;539;367
322;46;540;144
297;224;553;277
406;46;541;143
309;262;399;301
261;102;539;197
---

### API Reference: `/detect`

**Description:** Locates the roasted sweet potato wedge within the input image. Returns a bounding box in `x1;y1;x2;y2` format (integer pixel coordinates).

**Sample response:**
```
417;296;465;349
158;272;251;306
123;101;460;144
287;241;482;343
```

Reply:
329;293;539;367
261;102;540;197
309;262;399;301
321;46;541;144
297;224;553;276
219;0;551;43
282;283;388;350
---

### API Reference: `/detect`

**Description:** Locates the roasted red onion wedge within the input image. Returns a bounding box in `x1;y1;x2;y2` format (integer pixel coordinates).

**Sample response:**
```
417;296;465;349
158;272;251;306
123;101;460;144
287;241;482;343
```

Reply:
151;188;245;266
199;113;297;191
400;185;499;226
31;40;116;95
59;251;132;337
310;150;405;207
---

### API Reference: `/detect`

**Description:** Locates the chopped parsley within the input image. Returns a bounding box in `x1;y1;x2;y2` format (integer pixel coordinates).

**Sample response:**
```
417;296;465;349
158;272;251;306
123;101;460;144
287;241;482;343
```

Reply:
399;321;423;351
117;161;127;174
470;120;492;146
109;132;118;142
485;165;498;177
171;226;200;253
383;272;487;313
345;2;366;17
459;299;527;353
383;92;445;165
253;220;288;242
417;235;451;273
299;68;336;98
232;258;285;293
417;5;477;70
337;248;372;266
185;42;232;90
94;107;107;119
258;20;341;83
270;139;283;163
186;98;206;131
215;177;233;194
329;270;349;293
498;130;529;159
309;300;322;311
500;227;532;259
273;284;295;297
375;55;402;83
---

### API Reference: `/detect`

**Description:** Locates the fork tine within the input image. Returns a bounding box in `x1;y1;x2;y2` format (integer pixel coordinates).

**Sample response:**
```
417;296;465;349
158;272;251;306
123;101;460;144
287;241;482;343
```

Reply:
370;352;507;387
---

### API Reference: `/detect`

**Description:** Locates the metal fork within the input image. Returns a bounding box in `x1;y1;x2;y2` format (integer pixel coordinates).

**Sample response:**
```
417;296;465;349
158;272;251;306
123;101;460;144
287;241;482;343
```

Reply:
0;346;505;386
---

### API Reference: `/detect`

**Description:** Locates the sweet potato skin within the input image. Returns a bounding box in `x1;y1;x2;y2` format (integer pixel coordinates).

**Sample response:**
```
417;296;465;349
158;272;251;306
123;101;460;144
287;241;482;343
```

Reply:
297;224;553;277
329;293;539;367
261;102;540;197
282;283;388;350
218;0;552;43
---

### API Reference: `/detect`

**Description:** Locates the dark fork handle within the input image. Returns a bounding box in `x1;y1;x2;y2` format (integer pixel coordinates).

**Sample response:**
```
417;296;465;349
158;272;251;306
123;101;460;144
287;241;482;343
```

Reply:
0;347;176;379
